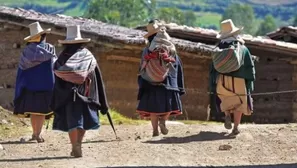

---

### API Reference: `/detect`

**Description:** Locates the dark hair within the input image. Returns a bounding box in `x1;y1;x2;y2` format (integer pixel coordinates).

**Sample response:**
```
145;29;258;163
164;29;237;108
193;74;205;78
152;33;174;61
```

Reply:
148;19;160;24
60;43;85;56
148;33;157;43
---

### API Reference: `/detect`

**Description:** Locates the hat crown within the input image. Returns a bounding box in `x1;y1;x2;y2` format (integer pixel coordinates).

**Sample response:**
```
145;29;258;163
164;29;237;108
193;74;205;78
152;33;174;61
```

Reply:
28;22;44;36
65;25;83;40
220;19;237;34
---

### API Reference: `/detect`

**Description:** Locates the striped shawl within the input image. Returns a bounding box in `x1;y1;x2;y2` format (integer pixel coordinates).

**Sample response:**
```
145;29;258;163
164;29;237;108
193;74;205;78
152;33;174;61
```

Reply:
54;48;97;84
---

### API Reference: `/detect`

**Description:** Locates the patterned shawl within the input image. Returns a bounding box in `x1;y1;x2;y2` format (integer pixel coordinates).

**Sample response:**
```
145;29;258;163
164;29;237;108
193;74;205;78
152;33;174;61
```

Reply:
54;48;97;84
19;43;56;70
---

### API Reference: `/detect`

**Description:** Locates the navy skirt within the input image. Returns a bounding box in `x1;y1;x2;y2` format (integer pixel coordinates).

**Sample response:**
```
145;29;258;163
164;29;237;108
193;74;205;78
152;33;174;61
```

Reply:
52;97;100;132
13;89;53;119
137;86;182;118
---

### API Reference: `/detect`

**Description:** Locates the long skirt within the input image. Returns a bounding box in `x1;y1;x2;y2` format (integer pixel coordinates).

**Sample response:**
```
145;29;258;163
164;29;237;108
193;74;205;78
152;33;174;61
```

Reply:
13;89;53;119
216;74;252;115
136;86;182;118
52;98;100;132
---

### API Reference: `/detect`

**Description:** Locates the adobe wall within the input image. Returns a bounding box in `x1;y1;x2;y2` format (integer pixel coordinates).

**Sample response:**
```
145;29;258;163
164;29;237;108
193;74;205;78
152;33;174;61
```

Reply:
0;24;211;120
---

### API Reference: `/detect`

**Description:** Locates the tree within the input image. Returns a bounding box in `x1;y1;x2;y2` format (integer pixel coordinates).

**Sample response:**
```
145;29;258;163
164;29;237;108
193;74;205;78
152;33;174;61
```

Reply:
84;0;156;27
222;3;257;35
156;8;197;26
183;11;197;27
156;7;185;25
256;15;277;36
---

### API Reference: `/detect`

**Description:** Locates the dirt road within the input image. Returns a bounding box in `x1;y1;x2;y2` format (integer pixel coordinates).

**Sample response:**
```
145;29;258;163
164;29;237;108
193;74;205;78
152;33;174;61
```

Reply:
1;123;297;168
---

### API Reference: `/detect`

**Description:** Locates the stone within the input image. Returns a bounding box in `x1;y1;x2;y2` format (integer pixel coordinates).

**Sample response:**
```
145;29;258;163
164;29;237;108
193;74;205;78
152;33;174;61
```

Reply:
219;144;232;151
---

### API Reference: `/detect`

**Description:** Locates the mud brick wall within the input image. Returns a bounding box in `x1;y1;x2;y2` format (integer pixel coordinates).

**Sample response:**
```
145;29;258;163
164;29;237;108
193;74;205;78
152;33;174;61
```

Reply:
0;24;211;120
249;50;297;123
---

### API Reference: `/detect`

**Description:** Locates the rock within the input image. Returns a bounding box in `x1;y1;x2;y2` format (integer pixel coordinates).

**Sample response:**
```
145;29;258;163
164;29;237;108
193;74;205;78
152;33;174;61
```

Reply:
0;144;3;150
1;119;8;124
219;144;232;151
135;135;141;140
20;138;26;143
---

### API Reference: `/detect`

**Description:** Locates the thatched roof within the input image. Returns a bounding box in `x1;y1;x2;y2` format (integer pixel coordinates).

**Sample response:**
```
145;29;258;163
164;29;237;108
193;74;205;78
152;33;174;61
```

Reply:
138;23;297;57
267;26;297;39
0;6;214;58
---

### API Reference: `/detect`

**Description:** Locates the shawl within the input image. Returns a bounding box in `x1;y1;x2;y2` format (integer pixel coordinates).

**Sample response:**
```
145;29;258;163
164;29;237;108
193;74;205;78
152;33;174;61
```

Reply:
54;48;97;85
14;42;56;101
19;43;56;70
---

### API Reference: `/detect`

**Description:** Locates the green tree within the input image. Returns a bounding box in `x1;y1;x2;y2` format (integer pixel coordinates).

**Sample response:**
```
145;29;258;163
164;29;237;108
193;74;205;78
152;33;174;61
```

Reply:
222;3;257;35
156;8;197;26
256;15;277;36
156;7;185;25
183;11;197;27
84;0;156;27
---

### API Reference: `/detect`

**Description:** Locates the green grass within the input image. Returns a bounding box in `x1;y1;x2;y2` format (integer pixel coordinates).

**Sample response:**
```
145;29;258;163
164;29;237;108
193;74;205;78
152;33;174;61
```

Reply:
0;0;71;7
100;110;148;125
196;12;222;28
0;106;31;139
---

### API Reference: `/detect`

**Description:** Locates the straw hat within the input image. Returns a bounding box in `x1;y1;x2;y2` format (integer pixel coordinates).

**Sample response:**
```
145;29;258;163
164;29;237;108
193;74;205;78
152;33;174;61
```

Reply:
217;19;244;39
24;22;51;41
58;25;91;44
144;20;164;39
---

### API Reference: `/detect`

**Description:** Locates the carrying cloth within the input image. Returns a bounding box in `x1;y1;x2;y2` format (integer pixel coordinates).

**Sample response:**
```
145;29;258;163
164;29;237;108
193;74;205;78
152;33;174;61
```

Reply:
140;28;176;83
212;42;244;74
19;43;56;70
54;48;97;85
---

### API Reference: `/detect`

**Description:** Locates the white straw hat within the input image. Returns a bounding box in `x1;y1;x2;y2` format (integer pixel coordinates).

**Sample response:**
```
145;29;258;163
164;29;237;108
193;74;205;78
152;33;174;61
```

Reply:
58;25;91;44
217;19;244;39
24;22;51;41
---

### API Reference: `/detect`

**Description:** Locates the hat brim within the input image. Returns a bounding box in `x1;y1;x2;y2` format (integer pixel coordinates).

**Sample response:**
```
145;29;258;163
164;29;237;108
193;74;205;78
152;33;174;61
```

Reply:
216;27;244;39
23;28;51;41
143;28;161;39
58;38;91;44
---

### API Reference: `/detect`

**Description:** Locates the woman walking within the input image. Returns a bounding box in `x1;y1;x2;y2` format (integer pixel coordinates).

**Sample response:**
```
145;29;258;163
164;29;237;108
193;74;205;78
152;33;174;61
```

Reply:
209;19;256;135
137;19;185;137
51;25;109;157
14;22;56;143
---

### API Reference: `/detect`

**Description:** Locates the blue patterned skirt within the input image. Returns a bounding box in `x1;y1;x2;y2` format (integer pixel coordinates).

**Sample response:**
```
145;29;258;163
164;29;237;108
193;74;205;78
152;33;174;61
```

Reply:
13;89;53;119
52;98;100;132
137;86;182;118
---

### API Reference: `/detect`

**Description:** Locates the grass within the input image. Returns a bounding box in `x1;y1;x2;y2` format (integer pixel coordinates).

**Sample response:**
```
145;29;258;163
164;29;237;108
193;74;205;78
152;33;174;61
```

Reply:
100;110;148;125
0;0;71;7
0;106;31;139
195;12;222;29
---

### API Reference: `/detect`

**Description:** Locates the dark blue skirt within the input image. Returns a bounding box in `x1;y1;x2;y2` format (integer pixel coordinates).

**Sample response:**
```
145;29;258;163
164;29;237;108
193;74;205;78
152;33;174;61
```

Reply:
52;97;100;132
137;86;182;118
13;89;53;119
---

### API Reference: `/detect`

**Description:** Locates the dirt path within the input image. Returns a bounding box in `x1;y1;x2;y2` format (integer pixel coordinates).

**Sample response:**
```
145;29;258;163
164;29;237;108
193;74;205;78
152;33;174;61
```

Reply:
1;123;297;168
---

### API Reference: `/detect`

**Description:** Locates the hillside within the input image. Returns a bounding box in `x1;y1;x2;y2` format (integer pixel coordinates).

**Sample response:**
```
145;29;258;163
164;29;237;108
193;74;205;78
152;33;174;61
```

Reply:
0;0;297;29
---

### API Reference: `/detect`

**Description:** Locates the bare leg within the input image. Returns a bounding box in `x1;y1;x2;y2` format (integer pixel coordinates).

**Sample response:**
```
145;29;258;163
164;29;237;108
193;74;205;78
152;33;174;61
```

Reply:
224;112;232;130
159;113;169;135
232;112;242;135
30;115;37;139
69;129;82;157
150;114;159;137
77;129;86;144
30;115;45;142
